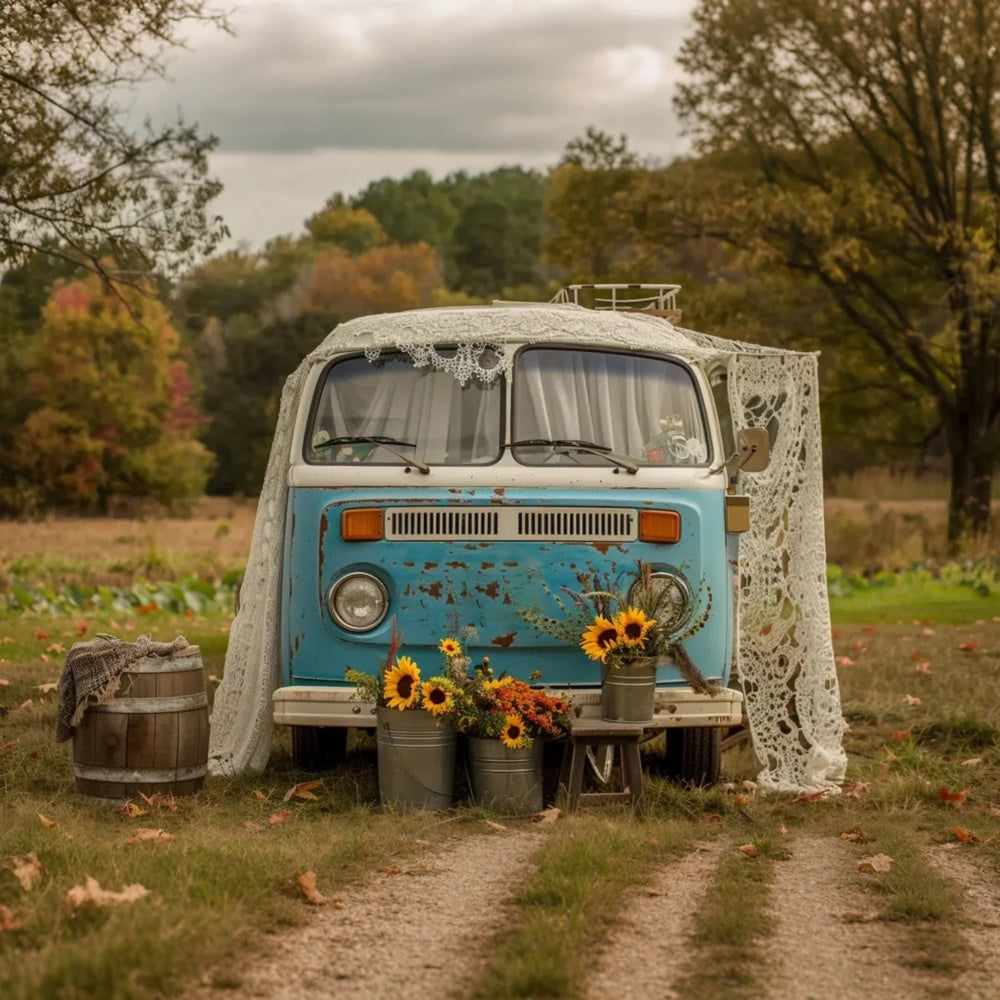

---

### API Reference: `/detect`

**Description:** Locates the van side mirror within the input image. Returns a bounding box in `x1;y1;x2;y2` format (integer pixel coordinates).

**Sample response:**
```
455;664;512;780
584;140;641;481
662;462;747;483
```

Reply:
736;428;770;472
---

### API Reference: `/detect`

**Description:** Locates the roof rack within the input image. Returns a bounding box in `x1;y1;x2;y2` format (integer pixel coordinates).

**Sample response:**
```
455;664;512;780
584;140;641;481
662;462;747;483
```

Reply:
550;283;682;321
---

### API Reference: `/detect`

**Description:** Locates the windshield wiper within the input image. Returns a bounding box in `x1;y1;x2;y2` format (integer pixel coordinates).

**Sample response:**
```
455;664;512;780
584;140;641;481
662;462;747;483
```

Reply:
506;438;638;475
314;435;430;474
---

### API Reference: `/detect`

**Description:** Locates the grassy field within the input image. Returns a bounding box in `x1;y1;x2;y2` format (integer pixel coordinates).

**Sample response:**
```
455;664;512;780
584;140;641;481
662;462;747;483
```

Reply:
1;498;999;998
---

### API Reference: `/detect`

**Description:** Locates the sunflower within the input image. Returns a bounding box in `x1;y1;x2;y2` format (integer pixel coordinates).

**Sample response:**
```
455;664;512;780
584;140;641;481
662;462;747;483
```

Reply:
486;676;516;689
384;656;421;710
581;616;621;662
615;607;656;648
438;637;462;657
420;678;454;716
500;713;527;749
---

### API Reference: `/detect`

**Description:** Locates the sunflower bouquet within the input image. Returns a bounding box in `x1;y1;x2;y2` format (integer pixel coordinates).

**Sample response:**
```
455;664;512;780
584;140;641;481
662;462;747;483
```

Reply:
520;561;719;694
345;623;465;716
455;664;571;749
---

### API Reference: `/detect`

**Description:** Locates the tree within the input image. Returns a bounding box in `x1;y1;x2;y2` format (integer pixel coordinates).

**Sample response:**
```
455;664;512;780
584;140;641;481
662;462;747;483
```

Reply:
305;196;385;255
13;273;213;509
352;171;459;250
543;129;644;278
1;1;227;281
675;0;1000;543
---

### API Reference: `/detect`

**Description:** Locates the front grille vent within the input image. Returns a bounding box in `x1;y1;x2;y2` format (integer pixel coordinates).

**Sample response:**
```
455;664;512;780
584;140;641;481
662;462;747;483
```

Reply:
387;509;500;539
384;506;637;542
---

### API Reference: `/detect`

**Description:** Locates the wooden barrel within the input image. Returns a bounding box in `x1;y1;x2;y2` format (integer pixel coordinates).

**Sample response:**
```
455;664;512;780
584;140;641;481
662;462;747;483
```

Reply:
72;645;209;801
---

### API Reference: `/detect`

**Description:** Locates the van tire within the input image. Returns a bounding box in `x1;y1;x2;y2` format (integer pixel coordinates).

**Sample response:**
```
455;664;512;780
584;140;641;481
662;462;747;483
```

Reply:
664;726;721;788
291;726;348;772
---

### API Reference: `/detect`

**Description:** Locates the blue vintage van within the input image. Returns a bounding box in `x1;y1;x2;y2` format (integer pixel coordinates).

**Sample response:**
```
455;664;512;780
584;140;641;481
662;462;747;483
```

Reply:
257;285;768;786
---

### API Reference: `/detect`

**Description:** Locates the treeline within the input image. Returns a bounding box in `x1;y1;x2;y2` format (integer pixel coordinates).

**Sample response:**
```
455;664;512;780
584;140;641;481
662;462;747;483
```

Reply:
0;129;949;514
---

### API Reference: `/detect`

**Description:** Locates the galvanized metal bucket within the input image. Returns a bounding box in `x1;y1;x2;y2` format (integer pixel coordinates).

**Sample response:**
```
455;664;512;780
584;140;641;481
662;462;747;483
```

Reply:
467;736;544;814
376;707;456;810
601;658;658;723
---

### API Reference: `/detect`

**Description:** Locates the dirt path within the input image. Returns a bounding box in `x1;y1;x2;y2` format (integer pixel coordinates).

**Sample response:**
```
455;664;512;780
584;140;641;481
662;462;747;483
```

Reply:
584;841;723;1000
764;836;952;1000
192;828;541;1000
927;844;1000;999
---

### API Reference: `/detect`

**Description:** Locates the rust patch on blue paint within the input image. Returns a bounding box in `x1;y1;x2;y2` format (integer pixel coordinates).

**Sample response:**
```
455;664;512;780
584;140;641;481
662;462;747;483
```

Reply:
446;561;468;569
318;511;328;576
503;561;517;568
503;592;513;605
446;593;455;605
424;562;438;570
480;562;495;569
477;581;500;599
491;632;516;648
419;581;443;599
403;561;415;567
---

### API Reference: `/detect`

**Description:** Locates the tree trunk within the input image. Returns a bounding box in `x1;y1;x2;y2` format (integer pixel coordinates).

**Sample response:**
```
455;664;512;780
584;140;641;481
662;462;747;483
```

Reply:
945;430;995;548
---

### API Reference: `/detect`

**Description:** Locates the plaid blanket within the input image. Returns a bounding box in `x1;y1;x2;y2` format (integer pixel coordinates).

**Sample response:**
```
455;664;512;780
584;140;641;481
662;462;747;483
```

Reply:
56;634;190;742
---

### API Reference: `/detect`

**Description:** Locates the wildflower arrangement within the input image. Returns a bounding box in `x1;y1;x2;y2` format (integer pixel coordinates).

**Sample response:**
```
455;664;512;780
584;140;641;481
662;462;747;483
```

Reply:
456;663;571;750
520;561;718;694
345;622;464;716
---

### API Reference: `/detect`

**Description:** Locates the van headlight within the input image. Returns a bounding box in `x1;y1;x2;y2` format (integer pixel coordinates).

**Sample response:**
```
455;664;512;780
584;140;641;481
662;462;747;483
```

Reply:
327;573;388;632
630;572;692;635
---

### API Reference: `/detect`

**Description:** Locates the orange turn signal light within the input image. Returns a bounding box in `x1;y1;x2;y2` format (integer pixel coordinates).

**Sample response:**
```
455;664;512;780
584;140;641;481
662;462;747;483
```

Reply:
341;508;383;541
639;509;681;543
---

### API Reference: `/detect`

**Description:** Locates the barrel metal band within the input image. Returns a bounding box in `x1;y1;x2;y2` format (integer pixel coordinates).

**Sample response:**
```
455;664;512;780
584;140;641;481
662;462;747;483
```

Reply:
124;652;203;674
72;763;207;782
95;692;208;713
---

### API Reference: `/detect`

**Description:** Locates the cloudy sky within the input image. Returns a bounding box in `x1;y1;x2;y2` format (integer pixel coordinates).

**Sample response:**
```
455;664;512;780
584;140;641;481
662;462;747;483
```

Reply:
134;0;697;250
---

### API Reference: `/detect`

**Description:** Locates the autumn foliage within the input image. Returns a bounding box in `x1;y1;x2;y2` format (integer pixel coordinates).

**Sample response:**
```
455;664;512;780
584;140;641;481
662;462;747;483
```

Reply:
11;273;212;511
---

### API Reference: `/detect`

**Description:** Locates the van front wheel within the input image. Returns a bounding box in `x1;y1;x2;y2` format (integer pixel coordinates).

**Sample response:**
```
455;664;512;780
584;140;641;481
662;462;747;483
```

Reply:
291;726;348;772
664;726;721;788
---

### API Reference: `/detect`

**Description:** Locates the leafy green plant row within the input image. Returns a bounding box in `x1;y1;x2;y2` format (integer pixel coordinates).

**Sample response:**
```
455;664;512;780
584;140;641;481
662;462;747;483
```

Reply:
826;558;1000;598
2;572;241;617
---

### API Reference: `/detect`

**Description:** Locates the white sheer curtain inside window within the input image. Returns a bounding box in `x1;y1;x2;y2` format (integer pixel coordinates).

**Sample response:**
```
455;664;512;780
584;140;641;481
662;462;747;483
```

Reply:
514;348;707;465
310;354;501;464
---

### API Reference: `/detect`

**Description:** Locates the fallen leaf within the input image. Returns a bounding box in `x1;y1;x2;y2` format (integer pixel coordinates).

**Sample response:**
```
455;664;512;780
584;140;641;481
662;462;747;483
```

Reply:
958;639;979;652
940;786;969;805
858;853;893;873
125;828;175;845
252;789;269;802
778;823;789;835
889;728;912;742
33;630;50;640
794;790;830;804
0;905;21;934
283;779;323;803
903;694;922;707
954;827;980;844
733;794;749;808
841;911;880;923
843;781;871;798
120;801;147;818
0;678;8;686
536;807;560;824
35;682;58;694
268;810;292;826
921;627;936;636
851;640;869;655
914;661;932;674
381;864;403;875
861;626;877;635
18;699;33;711
484;820;507;832
45;643;64;655
65;876;150;908
835;656;856;668
243;821;264;832
297;871;328;905
960;758;982;767
75;620;89;635
738;843;759;856
12;852;43;891
207;674;221;684
38;814;56;828
1;637;13;645
705;813;723;823
841;826;866;842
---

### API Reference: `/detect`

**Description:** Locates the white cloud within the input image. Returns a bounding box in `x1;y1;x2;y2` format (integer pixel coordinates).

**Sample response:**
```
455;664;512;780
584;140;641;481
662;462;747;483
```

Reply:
135;0;696;247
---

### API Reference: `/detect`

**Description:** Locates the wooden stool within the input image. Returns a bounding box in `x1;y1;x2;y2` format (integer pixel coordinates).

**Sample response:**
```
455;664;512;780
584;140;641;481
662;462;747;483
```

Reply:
559;718;645;812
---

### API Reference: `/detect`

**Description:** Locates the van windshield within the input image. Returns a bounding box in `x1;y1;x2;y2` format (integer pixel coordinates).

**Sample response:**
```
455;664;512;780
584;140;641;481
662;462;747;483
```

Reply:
512;348;709;466
307;351;503;465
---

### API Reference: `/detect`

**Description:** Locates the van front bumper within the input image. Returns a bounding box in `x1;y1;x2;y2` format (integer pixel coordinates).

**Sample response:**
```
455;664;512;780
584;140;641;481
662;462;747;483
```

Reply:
272;685;744;729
